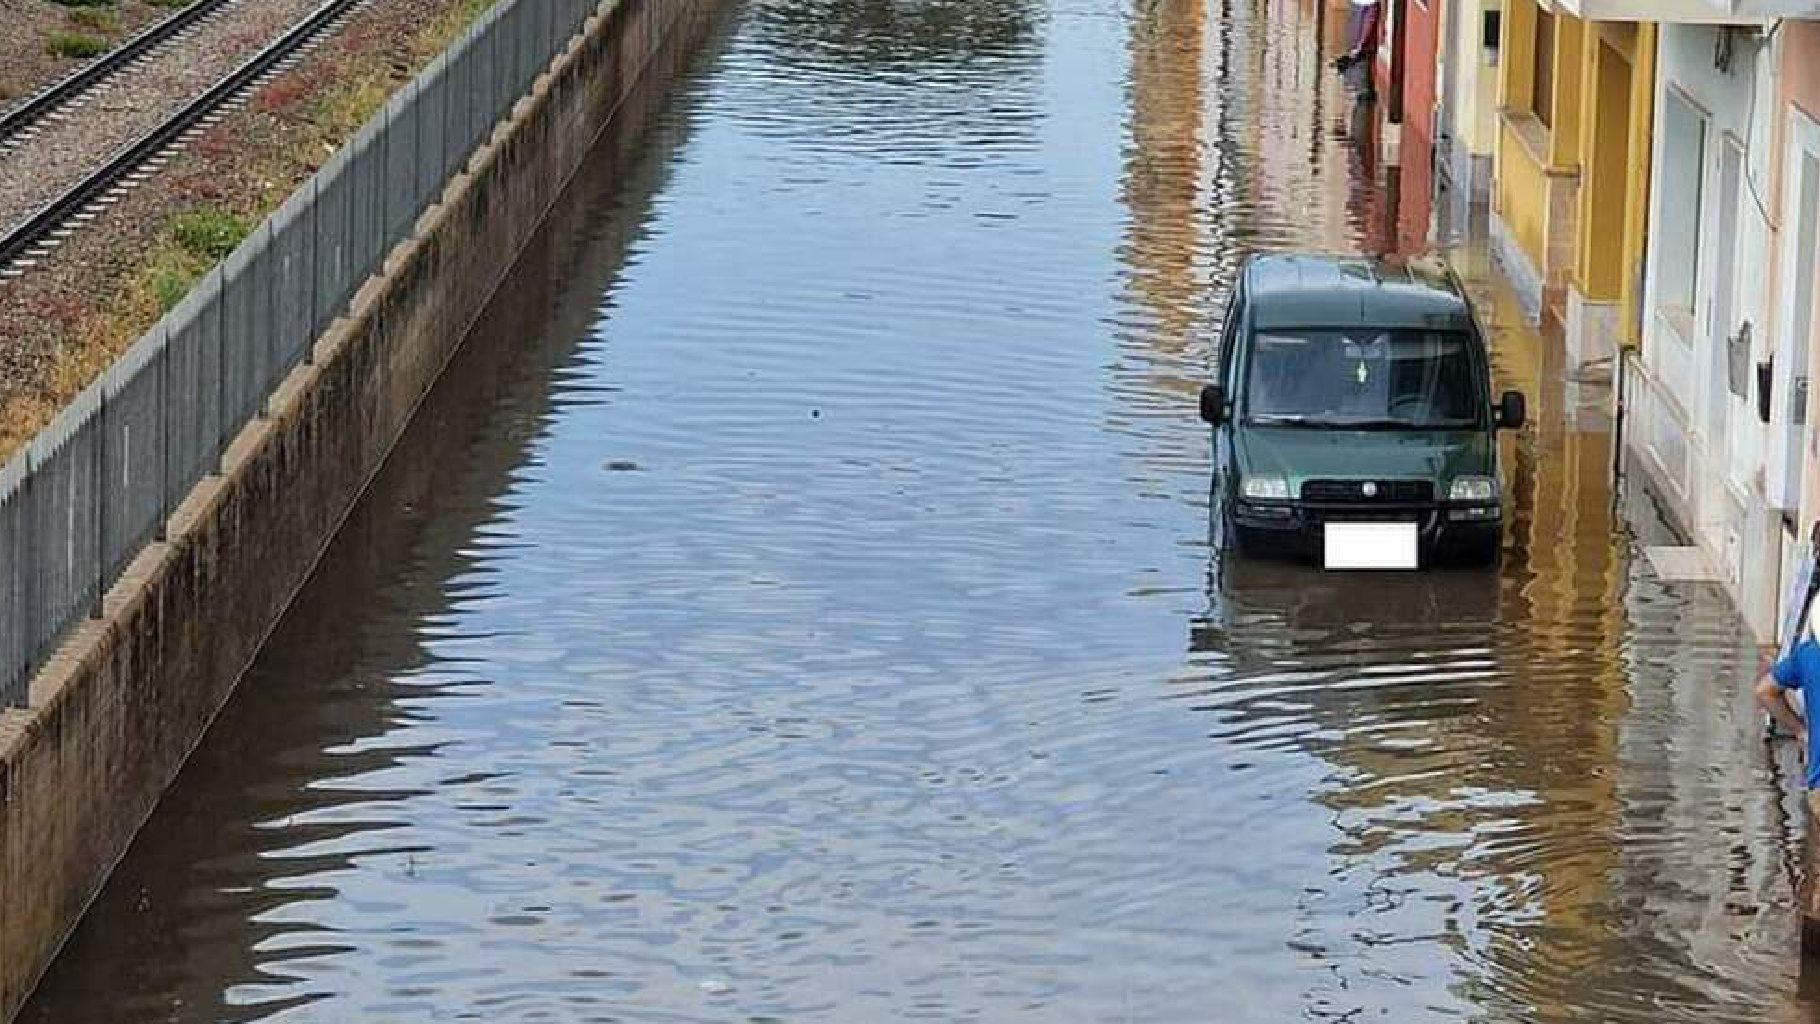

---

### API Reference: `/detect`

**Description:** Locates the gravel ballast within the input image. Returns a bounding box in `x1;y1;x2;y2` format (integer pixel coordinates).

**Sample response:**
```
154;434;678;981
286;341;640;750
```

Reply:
0;0;177;113
0;0;330;236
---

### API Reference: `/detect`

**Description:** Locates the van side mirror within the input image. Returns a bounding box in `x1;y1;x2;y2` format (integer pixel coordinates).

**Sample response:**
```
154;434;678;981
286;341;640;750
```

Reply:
1498;391;1526;430
1200;385;1226;425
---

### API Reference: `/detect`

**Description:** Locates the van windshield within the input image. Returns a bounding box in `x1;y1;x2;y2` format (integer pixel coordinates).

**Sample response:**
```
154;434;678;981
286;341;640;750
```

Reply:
1244;329;1484;429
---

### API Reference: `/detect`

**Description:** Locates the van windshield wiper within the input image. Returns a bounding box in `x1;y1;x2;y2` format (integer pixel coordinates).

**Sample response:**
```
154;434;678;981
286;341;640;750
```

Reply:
1250;414;1403;429
1248;414;1328;427
1321;418;1416;430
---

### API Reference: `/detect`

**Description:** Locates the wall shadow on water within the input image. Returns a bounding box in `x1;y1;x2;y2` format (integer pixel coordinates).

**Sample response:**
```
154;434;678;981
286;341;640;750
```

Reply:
16;11;738;1022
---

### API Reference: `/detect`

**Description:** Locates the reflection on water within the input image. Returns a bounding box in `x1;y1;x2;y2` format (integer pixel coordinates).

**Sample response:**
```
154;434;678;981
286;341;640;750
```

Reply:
21;1;1820;1022
752;0;1041;64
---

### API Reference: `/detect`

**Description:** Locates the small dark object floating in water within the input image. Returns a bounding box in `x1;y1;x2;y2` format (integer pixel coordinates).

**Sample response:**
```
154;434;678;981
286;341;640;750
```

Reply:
604;460;640;472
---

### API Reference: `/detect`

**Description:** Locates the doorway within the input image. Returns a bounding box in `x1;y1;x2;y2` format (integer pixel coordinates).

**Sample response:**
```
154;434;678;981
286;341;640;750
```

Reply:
1776;110;1820;513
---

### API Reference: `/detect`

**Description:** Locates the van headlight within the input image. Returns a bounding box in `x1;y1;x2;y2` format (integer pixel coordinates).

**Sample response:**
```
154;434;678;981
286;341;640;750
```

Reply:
1241;475;1292;500
1448;476;1499;501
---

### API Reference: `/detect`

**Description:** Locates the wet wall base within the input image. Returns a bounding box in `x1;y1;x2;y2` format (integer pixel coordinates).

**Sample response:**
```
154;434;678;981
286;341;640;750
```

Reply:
0;0;725;1016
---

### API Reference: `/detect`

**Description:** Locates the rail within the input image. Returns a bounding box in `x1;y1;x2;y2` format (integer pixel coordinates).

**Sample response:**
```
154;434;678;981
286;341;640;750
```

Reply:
0;0;370;273
0;0;239;151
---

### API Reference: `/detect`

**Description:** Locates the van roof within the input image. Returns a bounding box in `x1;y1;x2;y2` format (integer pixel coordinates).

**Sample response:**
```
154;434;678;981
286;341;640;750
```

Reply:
1244;254;1475;332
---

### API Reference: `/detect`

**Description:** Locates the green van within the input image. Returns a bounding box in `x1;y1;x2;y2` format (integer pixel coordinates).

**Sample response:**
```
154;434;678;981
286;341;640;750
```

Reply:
1199;254;1526;568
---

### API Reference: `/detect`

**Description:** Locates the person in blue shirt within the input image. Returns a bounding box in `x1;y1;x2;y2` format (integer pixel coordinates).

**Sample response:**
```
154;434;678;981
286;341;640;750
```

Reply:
1760;606;1819;783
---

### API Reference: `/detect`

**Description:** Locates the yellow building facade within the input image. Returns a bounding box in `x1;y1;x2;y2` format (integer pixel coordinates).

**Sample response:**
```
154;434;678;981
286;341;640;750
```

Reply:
1494;0;1583;303
1492;0;1654;367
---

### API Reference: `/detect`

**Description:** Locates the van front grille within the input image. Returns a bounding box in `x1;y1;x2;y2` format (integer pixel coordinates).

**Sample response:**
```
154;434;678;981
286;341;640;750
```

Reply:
1301;479;1433;503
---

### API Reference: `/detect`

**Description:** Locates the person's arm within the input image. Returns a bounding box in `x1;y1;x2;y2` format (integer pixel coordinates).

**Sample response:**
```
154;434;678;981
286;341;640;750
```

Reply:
1758;672;1808;748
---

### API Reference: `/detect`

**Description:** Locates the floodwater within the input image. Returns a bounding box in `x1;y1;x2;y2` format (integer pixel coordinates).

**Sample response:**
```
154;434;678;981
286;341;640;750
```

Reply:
22;1;1818;1021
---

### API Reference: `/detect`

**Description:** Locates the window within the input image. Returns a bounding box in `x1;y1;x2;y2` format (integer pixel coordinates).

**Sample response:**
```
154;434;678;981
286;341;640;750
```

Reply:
1245;330;1484;429
1532;10;1556;128
1658;90;1708;316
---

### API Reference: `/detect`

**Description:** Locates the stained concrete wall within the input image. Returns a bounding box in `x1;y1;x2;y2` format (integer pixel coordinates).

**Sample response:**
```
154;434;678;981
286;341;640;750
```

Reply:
0;0;726;1016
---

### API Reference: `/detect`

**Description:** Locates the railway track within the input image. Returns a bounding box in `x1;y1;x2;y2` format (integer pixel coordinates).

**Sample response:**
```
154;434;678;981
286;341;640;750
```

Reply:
0;0;242;156
0;0;368;277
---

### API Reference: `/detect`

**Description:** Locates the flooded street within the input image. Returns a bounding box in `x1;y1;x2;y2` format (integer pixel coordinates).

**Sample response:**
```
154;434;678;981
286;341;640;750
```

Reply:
20;0;1817;1020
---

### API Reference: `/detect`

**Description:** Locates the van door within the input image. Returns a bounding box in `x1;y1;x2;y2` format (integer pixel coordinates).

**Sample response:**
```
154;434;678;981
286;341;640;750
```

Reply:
1214;285;1246;484
1218;289;1244;392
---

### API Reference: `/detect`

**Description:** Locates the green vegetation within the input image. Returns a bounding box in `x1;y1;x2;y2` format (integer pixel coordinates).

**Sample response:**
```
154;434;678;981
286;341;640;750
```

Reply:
169;207;252;263
67;8;118;33
45;32;106;58
146;255;195;313
126;207;252;316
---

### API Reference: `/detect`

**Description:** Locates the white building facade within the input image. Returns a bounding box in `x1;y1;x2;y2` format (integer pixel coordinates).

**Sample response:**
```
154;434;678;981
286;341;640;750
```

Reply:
1629;14;1794;641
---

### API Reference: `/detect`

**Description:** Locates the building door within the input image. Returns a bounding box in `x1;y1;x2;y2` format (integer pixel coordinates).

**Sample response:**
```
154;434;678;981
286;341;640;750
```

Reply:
1706;139;1742;496
1775;110;1820;514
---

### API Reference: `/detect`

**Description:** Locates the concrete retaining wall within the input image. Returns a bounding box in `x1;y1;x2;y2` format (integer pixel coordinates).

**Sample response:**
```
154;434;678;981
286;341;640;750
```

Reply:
0;0;724;1015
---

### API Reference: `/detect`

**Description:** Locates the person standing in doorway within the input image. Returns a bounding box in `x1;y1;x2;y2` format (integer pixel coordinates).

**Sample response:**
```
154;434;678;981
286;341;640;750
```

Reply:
1332;0;1383;72
1331;0;1382;103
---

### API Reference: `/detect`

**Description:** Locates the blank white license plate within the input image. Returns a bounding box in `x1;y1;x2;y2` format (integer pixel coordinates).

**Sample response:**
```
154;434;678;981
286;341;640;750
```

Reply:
1324;521;1419;570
